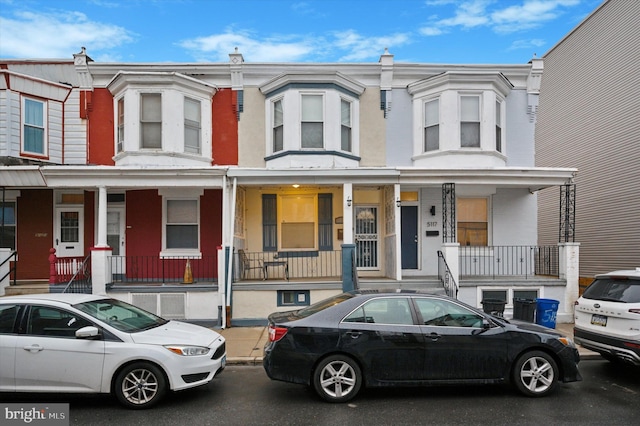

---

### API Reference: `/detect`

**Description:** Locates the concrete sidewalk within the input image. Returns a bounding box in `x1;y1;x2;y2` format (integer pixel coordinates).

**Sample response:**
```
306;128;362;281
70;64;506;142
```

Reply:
217;322;600;366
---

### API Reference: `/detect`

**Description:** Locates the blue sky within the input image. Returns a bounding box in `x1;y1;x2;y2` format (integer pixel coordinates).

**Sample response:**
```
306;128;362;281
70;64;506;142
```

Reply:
0;0;603;64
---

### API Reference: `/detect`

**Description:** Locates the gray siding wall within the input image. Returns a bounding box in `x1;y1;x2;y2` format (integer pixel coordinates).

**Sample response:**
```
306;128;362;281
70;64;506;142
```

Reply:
504;89;535;167
386;88;413;167
63;90;87;165
536;0;640;276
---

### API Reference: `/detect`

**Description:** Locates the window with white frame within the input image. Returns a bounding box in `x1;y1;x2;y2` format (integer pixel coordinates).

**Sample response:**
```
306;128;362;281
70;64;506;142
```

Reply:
140;93;162;149
165;199;199;250
22;97;47;155
341;98;352;152
117;98;124;153
460;95;480;148
424;98;440;152
280;194;316;250
184;97;201;154
301;94;324;148
457;197;488;246
273;99;284;152
495;100;503;153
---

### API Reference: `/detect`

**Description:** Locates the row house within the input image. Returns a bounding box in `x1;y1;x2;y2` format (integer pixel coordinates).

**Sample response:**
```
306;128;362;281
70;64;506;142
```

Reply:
0;48;579;326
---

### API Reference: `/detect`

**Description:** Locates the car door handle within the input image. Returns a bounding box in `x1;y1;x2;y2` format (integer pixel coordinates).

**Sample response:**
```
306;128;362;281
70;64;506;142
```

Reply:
427;332;441;342
23;344;44;353
346;331;362;339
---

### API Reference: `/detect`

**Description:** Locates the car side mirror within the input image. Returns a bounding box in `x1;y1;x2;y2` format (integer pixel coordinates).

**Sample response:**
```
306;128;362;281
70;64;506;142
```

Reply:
76;326;101;339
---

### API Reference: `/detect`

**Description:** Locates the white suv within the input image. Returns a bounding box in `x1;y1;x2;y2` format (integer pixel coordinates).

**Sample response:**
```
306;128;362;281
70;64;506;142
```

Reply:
574;268;640;365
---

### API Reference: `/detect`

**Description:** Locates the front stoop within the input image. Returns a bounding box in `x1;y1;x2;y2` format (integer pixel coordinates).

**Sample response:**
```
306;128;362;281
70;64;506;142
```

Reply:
3;280;50;296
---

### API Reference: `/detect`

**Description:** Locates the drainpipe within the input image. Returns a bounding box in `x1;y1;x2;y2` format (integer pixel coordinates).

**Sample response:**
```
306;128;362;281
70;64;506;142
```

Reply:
219;176;228;329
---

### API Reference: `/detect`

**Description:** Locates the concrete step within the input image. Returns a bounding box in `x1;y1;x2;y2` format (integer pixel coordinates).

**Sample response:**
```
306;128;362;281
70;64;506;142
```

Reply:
3;281;50;296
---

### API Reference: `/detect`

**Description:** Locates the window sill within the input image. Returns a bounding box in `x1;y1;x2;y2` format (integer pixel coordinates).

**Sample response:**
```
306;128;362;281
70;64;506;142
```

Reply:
160;250;202;259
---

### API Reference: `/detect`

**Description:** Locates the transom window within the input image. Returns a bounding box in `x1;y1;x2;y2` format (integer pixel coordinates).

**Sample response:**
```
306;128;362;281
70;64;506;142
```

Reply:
140;93;162;149
460;95;480;148
301;94;324;148
424;98;440;152
457;198;488;246
22;97;47;155
184;97;201;154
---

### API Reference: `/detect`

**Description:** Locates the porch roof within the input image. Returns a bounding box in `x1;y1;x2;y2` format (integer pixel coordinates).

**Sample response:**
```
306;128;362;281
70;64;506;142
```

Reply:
397;167;577;192
40;165;229;189
0;166;47;187
227;167;401;185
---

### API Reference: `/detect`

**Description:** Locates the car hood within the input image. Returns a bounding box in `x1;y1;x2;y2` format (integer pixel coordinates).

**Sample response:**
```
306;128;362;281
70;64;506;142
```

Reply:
130;320;222;346
508;319;564;337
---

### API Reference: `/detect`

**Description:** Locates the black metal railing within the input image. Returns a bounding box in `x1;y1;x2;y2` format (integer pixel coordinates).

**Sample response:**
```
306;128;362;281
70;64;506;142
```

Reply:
459;245;559;279
236;250;342;281
62;254;92;293
0;250;17;287
109;255;217;284
437;250;458;298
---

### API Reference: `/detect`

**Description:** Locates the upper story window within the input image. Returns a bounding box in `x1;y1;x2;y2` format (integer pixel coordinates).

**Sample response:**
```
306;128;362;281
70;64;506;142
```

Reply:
260;72;365;167
424;98;439;152
460;95;480;148
117;98;124;153
22;97;47;156
184;97;201;154
272;99;284;152
108;72;216;166
341;99;352;152
495;100;503;153
301;94;324;148
140;93;162;149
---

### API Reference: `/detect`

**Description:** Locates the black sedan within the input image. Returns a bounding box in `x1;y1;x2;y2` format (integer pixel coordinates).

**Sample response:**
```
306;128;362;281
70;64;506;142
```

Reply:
263;290;581;402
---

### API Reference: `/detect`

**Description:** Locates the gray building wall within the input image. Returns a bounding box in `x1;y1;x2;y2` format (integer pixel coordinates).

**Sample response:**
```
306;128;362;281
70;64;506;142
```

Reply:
536;0;640;277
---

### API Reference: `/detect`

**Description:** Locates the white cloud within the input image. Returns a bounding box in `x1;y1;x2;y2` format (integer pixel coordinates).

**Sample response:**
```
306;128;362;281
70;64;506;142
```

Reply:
508;38;547;52
0;11;134;59
491;0;580;33
331;30;411;61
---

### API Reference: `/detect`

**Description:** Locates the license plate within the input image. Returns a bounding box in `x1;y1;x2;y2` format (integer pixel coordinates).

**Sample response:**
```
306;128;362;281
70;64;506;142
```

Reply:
591;314;607;327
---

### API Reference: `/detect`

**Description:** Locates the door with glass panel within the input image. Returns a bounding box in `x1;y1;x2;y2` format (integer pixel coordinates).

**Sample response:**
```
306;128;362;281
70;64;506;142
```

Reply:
107;207;126;277
54;207;84;258
355;206;379;270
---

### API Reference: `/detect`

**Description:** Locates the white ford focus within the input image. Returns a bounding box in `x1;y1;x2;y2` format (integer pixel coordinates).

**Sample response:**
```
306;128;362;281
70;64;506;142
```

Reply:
0;293;226;409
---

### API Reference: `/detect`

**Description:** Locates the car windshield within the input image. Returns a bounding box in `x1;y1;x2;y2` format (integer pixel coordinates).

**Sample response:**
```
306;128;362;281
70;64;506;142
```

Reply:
582;277;640;303
296;293;355;318
74;298;168;332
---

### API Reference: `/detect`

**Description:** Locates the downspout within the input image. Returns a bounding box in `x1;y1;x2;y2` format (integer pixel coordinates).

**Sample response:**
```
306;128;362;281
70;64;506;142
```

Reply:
219;176;228;329
225;177;238;325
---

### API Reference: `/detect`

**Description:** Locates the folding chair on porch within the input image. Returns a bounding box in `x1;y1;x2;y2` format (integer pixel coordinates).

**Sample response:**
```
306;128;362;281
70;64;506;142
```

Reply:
238;249;264;280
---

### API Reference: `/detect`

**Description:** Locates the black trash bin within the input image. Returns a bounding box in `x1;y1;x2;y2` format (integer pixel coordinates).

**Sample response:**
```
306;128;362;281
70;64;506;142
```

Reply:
513;298;537;322
481;299;506;317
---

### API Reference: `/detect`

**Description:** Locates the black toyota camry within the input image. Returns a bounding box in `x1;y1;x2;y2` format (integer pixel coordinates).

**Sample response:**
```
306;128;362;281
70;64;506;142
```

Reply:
263;290;581;403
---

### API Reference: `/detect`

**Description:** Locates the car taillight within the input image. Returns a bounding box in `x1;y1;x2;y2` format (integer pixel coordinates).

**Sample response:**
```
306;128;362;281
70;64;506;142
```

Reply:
269;325;288;342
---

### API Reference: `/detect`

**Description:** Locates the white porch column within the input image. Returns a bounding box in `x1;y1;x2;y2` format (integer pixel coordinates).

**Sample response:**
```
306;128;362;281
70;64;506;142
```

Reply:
559;242;580;323
0;248;11;296
441;242;460;294
394;183;402;280
91;247;111;295
96;186;108;248
343;183;353;244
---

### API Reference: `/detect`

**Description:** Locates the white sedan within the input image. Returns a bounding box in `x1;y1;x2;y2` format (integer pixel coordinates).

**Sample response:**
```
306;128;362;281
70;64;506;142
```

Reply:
0;293;226;409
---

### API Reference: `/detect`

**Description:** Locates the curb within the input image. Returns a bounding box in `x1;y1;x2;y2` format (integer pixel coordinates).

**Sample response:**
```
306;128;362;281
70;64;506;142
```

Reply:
227;356;264;366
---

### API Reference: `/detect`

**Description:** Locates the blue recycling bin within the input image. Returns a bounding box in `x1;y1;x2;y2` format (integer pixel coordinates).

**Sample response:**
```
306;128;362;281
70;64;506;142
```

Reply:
535;298;559;329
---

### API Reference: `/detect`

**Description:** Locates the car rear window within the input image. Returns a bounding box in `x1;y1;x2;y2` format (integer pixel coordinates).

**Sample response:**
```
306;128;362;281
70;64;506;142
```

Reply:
582;277;640;303
296;293;355;318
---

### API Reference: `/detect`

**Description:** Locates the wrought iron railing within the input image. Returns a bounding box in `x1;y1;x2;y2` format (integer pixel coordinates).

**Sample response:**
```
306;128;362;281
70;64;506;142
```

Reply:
0;250;17;287
437;250;458;298
459;245;559;279
62;255;92;293
236;250;342;281
109;255;217;284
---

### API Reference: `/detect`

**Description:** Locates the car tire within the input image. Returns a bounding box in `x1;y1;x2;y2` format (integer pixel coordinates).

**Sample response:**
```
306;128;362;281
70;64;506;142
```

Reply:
513;350;559;397
114;362;167;409
313;354;362;403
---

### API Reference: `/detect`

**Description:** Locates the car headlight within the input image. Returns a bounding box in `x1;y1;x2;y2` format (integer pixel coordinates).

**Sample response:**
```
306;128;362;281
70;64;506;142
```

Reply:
164;345;210;356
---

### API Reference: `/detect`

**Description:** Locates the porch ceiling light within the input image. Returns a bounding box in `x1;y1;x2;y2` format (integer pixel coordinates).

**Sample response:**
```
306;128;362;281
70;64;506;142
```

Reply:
396;197;401;207
346;196;352;207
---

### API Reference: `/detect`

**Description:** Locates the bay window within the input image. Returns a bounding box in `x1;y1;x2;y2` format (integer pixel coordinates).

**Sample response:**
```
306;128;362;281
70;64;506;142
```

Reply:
140;93;162;149
461;95;480;148
424;98;440;152
301;94;324;148
184;97;201;154
117;98;124;153
273;99;284;152
341;99;352;152
496;100;503;153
